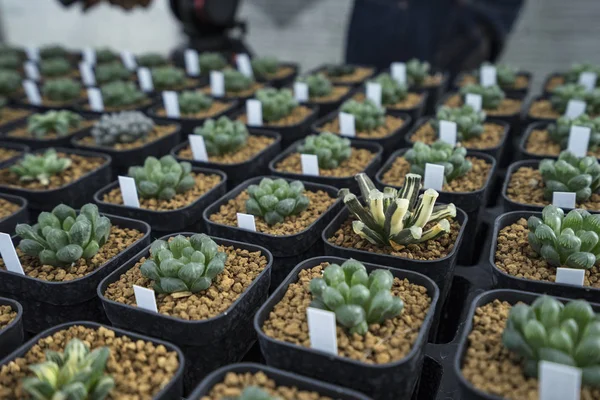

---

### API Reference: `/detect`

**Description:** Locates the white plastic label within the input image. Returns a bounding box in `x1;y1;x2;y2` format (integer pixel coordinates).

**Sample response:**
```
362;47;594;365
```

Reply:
118;176;140;208
307;307;338;355
0;233;24;275
189;134;208;162
83;47;96;65
301;154;320;176
236;53;253;78
236;213;257;232
423;163;444;191
567;125;591;157
439;120;458;146
120;50;137;70
565;100;586;119
210;71;225;97
23;80;41;105
24;62;40;81
137;68;154;92
339;112;356;137
79;62;96;86
578;72;597;92
162;91;180;118
133;285;158;313
25;47;39;62
87;88;104;112
465;93;483;112
366;82;382;108
184;49;200;76
539;361;581;400
480;65;497;87
391;62;407;84
294;82;309;102
552;192;576;209
556;267;585;286
246;99;263;127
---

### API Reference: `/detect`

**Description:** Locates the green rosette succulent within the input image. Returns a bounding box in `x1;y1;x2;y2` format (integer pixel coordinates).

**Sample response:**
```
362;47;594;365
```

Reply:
22;338;114;400
0;69;22;97
27;110;83;138
128;155;195;200
136;52;169;68
178;91;213;115
10;149;72;185
326;64;356;77
502;295;600;388
539;150;600;202
0;53;21;70
527;205;600;269
431;105;486;141
406;58;430;86
193;116;248;156
340;99;385;131
564;63;600;86
95;61;131;84
340;173;456;248
100;81;147;108
40;45;69;59
40;57;71;78
140;234;226;294
15;203;111;268
404;141;472;183
547;114;600;151
199;52;228;73
474;62;518;88
255;88;298;123
297;132;351;169
0;45;23;60
296;73;333;98
42;79;82;102
91;111;154;146
224;68;254;93
371;73;408;105
95;48;119;64
151;66;186;91
251;56;279;80
245;178;310;225
551;84;591;114
459;83;505;110
226;386;279;400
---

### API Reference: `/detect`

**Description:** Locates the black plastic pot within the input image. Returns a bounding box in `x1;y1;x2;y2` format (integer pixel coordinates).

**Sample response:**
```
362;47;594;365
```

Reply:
298;85;357;118
0;297;23;360
0;141;29;168
0;321;185;400
171;128;281;190
517;121;561;161
523;94;560;127
98;233;272;394
0;147;112;211
375;149;496;265
542;71;565;95
188;363;371;400
0;193;28;234
203;176;342;288
268;139;383;191
256;62;299;88
254;256;440;400
74;95;157;118
452;71;532;99
306;64;376;87
0;214;150;333
354;86;428;124
0;107;33;134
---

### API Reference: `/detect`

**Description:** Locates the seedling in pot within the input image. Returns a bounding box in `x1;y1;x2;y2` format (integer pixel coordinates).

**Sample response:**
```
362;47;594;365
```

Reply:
245;178;310;225
96;47;119;64
547;114;600;151
473;62;519;88
136;52;168;68
39;45;69;60
91;111;154;146
100;81;147;109
128;155;195;201
95;61;131;84
0;69;22;97
404;141;472;184
539;150;600;202
193;116;249;156
369;73;409;106
177;91;213;115
151;66;186;91
27;110;83;139
297;132;351;169
39;57;72;78
199;52;228;74
10;149;71;186
340;99;385;131
564;63;600;87
251;56;280;80
42;79;82;103
459;84;505;110
296;73;333;98
551;84;600;115
431;105;486;142
406;58;431;87
224;68;255;93
255;88;298;123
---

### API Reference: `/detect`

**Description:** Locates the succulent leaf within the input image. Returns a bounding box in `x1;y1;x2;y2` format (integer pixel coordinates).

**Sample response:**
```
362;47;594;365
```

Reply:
42;79;81;102
178;91;213;115
251;56;279;80
151;66;186;91
406;58;430;86
551;83;600;115
371;73;408;104
224;68;254;93
100;81;147;108
95;62;131;84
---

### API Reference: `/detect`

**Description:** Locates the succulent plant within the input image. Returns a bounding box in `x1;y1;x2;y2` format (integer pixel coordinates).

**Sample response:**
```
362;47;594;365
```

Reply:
326;64;356;77
371;73;408;105
42;79;82;102
404;141;472;183
136;52;169;68
95;61;131;84
10;149;72;185
551;84;591;114
27;110;83;138
199;52;228;73
224;68;254;93
502;295;600;388
406;58;430;86
95;47;119;64
178;91;213;115
22;338;114;400
226;386;278;400
128;155;195;200
40;45;69;59
192;116;248;156
340;99;385;131
564;63;600;86
527;205;600;269
539;151;600;202
140;234;226;294
297;132;352;169
91;111;154;146
459;84;505;110
15;203;111;268
39;57;72;78
0;54;20;70
430;105;486;141
151;66;186;91
251;56;279;80
245;178;310;225
339;173;456;248
255;88;298;122
474;62;518;88
296;73;333;98
0;69;22;97
0;45;23;60
309;259;404;335
547;114;600;151
100;81;147;108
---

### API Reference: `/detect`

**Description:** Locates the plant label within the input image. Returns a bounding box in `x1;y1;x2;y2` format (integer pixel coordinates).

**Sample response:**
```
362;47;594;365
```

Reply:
301;154;320;176
236;53;253;78
552;192;576;209
565;99;586;119
120;50;137;70
578;72;597;92
294;82;309;102
23;80;41;105
465;93;483;112
118;176;140;208
391;62;407;84
133;285;158;313
423;163;445;191
184;49;200;76
307;307;338;355
480;65;497;87
567;125;591;157
539;360;581;400
439;120;458;146
0;233;24;275
556;267;585;286
210;71;225;97
79;62;96;86
189;134;208;162
246;99;263;127
137;68;154;92
339;112;356;137
236;213;257;232
83;47;96;65
162;91;180;118
87;88;104;112
366;82;383;108
24;62;40;81
25;47;39;62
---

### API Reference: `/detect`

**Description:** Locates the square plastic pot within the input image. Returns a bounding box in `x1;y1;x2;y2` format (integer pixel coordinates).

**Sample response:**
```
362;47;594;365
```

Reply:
0;147;112;211
254;256;440;400
452;71;532;99
305;64;376;87
256;62;299;88
522;94;559;127
98;233;272;394
0;193;28;234
0;297;23;360
171;128;281;190
299;85;357;118
268;138;383;192
0;141;29;168
517;121;559;161
188;363;372;400
0;321;185;400
0;214;150;333
354;86;428;124
542;72;564;95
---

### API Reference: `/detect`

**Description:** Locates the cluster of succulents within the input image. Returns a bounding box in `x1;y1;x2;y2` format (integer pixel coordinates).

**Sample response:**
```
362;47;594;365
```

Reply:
527;205;600;269
431;105;486;141
539;150;600;202
40;45;69;59
371;73;409;105
178;91;213;115
42;79;82;102
245;178;310;225
95;61;131;84
256;88;298;122
100;81;147;108
128;155;195;200
309;259;404;335
27;110;83;138
326;64;356;77
39;57;72;78
297;132;352;169
91;111;154;146
16;203;111;268
547;114;600;151
22;338;114;400
551;84;600;115
404;141;472;183
502;295;600;388
0;69;22;97
136;52;169;68
151;66;186;91
10;149;72;186
473;62;518;88
296;73;333;98
224;68;254;93
340;173;456;248
251;56;279;80
199;52;228;73
459;84;505;110
95;47;119;64
340;99;385;131
406;58;430;86
140;234;227;294
564;63;600;86
193;116;249;156
0;53;21;70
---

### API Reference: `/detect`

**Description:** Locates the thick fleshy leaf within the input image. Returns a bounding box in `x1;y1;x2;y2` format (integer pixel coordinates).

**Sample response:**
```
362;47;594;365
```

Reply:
323;264;345;287
140;260;161;281
70;220;92;248
56;244;83;264
549;328;574;354
158;277;188;293
190;277;212;292
366;291;395;323
336;304;366;331
82;241;100;259
309;278;327;296
562;300;595;328
368;269;394;293
348;284;370;306
538;347;576;366
322;287;345;310
565;251;596;269
523;320;548;350
19;239;45;257
508;303;534;332
574;337;600;367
